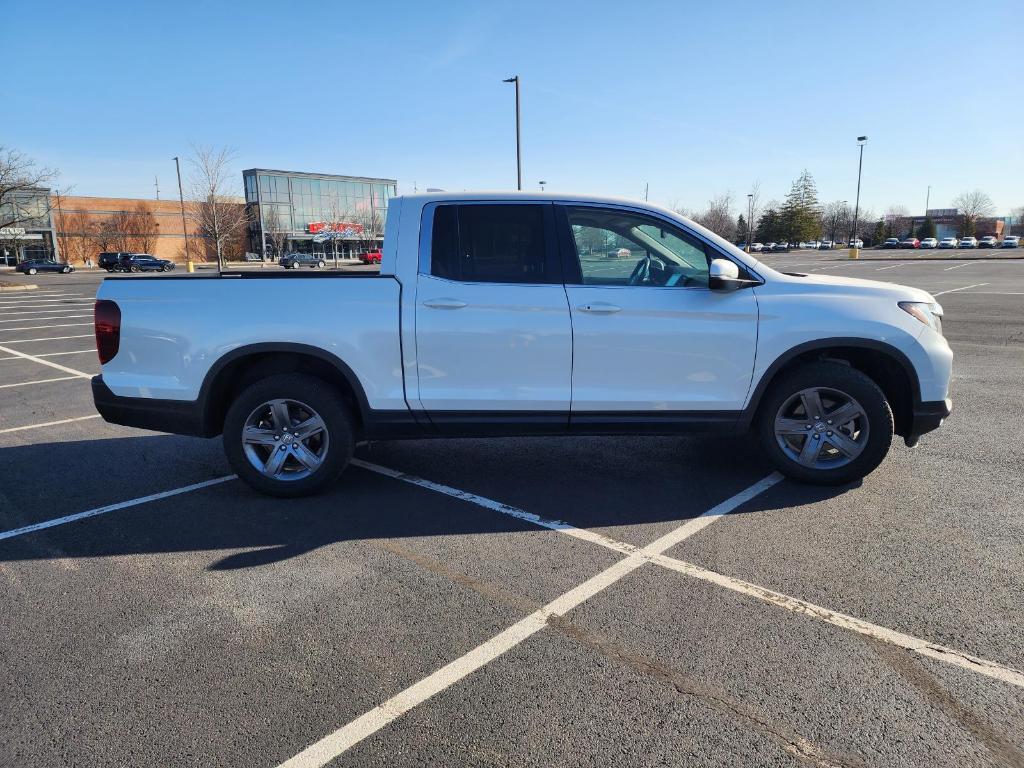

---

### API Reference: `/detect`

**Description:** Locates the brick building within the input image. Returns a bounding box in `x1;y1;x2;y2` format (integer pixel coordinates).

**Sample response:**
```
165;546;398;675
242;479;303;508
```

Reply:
52;195;244;265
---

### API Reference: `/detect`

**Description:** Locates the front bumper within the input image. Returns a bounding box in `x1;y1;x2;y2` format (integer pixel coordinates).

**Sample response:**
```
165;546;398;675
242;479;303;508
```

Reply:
905;398;952;446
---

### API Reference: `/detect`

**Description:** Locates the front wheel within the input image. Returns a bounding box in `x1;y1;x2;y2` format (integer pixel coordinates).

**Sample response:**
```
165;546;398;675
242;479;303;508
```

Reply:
317;260;326;269
223;373;354;497
757;362;893;485
28;268;37;275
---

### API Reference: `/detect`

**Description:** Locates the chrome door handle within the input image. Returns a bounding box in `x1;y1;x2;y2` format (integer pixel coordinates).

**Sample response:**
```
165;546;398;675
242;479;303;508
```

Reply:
577;302;622;314
422;298;468;309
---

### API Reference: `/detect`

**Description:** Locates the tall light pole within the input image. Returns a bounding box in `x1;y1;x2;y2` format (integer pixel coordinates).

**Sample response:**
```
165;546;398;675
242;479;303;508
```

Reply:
173;156;192;271
925;185;931;215
850;136;867;257
502;76;522;190
746;193;753;252
539;180;547;192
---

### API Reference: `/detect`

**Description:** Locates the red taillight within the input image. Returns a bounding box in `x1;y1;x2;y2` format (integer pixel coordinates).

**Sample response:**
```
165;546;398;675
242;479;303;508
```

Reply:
94;300;121;364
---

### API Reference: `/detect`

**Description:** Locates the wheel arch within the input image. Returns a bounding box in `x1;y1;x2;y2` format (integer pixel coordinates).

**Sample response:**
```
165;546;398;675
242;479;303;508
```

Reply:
743;338;921;438
198;343;370;437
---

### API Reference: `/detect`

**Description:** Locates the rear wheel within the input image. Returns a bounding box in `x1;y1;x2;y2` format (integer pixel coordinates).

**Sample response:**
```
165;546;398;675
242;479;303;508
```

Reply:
317;260;326;269
28;268;37;275
223;373;354;497
757;362;893;485
130;265;140;273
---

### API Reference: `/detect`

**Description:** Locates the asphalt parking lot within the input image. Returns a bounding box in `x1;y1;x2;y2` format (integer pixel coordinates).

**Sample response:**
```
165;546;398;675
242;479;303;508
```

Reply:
2;256;1023;768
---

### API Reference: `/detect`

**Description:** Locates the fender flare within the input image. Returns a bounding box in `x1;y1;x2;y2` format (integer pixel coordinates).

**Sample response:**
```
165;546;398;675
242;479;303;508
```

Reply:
739;337;922;429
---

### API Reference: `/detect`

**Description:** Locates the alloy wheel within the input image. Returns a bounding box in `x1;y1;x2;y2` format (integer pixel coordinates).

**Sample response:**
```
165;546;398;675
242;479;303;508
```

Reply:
241;398;329;481
774;386;869;469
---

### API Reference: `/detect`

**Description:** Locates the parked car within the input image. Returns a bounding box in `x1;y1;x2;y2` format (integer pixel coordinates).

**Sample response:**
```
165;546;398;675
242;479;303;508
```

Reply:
118;254;175;272
959;237;978;249
15;259;75;275
848;238;864;248
882;238;901;249
899;238;921;249
920;238;938;249
92;191;953;496
360;250;383;265
819;240;834;250
978;236;998;248
750;242;764;252
99;251;134;271
280;253;327;269
938;237;958;249
1002;236;1020;248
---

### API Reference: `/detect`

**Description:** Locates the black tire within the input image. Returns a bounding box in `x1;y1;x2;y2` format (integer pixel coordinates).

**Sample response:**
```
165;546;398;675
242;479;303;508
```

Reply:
317;260;325;269
130;265;140;273
223;373;354;497
756;361;893;485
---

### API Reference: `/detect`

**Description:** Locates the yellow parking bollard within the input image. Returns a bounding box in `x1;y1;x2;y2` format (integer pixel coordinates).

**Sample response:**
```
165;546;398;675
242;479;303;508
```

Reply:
186;260;195;273
849;247;859;260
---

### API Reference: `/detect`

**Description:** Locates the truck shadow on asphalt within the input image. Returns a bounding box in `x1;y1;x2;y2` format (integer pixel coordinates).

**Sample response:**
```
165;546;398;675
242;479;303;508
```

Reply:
0;434;859;570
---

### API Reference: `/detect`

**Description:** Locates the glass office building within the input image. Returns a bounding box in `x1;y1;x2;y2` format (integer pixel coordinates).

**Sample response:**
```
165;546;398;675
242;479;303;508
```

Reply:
0;187;58;265
243;169;397;258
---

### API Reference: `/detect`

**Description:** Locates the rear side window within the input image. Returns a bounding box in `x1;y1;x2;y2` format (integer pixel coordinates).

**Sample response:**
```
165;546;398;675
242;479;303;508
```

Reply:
430;204;554;284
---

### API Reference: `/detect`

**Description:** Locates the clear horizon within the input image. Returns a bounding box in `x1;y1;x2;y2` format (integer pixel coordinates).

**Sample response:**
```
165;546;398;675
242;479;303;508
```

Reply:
6;0;1020;217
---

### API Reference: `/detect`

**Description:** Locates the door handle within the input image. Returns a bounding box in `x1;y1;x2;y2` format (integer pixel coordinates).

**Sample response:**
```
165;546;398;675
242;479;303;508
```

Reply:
422;298;468;309
577;302;622;314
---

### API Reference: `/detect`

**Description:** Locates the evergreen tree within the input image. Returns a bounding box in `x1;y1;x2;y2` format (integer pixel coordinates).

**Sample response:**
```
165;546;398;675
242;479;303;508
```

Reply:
872;219;886;244
736;213;748;243
780;170;822;243
755;208;781;242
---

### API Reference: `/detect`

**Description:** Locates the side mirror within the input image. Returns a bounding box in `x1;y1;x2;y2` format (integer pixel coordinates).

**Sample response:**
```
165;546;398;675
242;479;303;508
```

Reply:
709;258;744;291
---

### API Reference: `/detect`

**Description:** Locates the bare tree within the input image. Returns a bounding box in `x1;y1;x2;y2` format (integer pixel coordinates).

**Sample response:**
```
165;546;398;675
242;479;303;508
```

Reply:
130;202;159;253
821;201;850;244
262;204;289;260
692;192;735;240
53;198;94;265
952;190;995;237
0;147;58;230
884;204;911;239
188;145;250;268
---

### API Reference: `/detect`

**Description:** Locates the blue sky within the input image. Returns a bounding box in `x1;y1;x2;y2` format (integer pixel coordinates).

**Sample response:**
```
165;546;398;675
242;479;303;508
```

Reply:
5;0;1020;216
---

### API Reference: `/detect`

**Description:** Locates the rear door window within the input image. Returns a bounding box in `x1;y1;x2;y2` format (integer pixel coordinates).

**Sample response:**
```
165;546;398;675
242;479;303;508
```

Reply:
429;204;558;284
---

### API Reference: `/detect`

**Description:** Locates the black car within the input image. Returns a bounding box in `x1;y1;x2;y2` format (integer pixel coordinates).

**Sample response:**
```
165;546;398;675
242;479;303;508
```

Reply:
118;253;175;272
15;259;75;275
279;252;327;269
98;251;134;271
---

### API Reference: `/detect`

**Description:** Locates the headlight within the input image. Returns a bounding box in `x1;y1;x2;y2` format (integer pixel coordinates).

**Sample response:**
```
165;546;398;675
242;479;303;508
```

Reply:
899;301;943;335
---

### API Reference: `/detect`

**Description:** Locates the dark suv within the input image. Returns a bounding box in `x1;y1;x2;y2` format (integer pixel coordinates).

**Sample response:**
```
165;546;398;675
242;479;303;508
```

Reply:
99;252;133;271
118;254;175;272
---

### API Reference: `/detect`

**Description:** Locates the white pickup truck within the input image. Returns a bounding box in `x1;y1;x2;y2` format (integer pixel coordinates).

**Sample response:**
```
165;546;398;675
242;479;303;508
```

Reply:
92;193;952;496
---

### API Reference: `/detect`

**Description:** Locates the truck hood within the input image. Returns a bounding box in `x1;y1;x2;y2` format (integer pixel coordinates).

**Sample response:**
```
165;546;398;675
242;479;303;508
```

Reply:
770;269;936;302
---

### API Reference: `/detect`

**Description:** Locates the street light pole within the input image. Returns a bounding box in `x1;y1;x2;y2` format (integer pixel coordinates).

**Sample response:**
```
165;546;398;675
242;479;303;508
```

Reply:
173;156;192;272
850;136;867;257
539;181;547;192
746;193;753;252
925;185;931;215
502;76;522;190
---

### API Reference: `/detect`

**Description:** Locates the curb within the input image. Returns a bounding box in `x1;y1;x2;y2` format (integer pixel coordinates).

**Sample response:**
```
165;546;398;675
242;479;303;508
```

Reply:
0;282;38;292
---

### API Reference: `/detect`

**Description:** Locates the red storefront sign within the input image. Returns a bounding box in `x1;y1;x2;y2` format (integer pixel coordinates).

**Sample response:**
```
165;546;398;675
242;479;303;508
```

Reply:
307;221;364;234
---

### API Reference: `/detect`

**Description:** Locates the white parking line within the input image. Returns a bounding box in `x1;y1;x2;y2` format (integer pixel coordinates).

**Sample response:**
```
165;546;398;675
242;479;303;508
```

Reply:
352;461;1024;690
0;322;92;332
0;475;237;542
0;319;92;331
943;261;982;271
0;414;101;434
0;349;94;361
0;375;81;389
277;471;777;768
933;283;989;296
875;264;905;271
0;314;91;324
0;345;92;378
0;334;94;344
649;556;1024;689
0;308;93;317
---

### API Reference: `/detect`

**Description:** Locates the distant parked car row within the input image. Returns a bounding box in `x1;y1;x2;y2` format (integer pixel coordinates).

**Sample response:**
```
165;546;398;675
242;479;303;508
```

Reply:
740;235;1019;253
98;252;175;272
